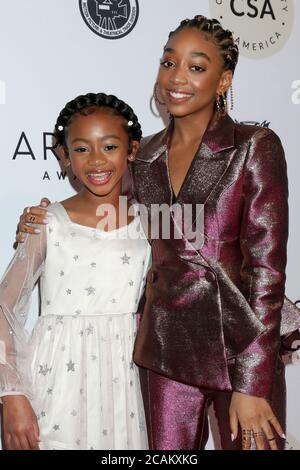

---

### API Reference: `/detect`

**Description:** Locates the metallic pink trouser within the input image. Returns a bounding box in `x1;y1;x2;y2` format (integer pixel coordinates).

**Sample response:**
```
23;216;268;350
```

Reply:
139;359;286;450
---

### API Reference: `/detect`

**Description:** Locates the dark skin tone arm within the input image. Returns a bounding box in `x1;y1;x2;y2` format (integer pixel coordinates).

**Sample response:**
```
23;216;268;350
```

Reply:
2;395;40;450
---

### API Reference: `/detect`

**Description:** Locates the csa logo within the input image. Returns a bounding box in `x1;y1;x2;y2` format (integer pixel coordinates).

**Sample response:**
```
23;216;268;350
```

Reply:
79;0;139;39
210;0;294;59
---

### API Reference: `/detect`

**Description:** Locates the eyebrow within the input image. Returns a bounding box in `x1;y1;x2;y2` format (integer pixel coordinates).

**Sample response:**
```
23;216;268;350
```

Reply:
71;135;121;144
163;47;211;62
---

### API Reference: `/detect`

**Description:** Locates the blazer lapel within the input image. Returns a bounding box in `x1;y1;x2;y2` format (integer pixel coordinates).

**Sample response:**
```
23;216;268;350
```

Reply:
176;113;236;206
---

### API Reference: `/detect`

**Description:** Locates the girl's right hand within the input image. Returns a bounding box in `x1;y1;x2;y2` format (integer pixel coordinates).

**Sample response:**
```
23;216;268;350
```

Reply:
2;395;40;450
16;198;51;243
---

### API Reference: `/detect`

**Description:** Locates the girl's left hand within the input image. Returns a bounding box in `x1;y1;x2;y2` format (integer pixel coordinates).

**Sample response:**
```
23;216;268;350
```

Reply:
229;391;285;450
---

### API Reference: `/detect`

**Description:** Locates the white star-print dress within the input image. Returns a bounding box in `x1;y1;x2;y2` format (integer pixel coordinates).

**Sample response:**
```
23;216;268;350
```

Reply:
0;202;151;450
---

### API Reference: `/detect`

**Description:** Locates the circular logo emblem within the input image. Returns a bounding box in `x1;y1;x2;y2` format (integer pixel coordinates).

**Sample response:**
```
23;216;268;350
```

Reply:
209;0;293;59
79;0;139;39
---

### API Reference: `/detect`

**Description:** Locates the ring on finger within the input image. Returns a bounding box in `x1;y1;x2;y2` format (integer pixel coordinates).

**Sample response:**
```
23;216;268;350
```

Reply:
253;431;264;437
242;429;252;443
28;215;36;223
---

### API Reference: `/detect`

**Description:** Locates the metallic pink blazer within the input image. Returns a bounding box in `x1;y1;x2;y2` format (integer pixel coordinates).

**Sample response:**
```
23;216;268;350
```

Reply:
130;112;300;400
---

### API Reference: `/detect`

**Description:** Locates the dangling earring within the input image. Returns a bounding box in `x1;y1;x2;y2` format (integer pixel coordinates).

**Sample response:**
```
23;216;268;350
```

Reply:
128;154;135;162
216;93;228;116
154;82;166;106
230;85;234;111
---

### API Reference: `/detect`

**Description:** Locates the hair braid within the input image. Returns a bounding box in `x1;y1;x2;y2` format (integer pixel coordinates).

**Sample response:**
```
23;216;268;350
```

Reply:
168;15;239;74
54;92;142;147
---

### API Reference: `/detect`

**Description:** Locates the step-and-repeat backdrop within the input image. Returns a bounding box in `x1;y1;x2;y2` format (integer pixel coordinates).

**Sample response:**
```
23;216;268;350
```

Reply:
0;0;299;449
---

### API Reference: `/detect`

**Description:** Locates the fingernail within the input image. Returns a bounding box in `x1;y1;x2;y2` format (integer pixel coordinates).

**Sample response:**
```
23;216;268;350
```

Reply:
43;218;50;224
231;433;236;441
46;212;53;217
34;229;41;234
282;433;286;439
41;201;48;207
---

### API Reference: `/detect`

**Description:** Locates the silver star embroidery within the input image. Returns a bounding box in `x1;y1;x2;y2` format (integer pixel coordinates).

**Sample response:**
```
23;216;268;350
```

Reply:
129;280;134;286
111;298;117;304
129;361;134;370
113;377;119;384
66;360;75;372
80;388;84;395
71;410;77;416
70;231;76;237
102;429;108;436
53;424;60;431
76;439;81;446
1;279;8;289
61;345;66;352
73;255;79;261
46;300;51;306
49;227;53;234
59;270;64;277
90;262;97;268
115;334;119;340
130;380;133;387
79;330;84;337
54;242;60;247
86;324;94;335
47;325;52;332
39;364;52;376
56;316;64;324
130;412;135;419
91;355;97;361
75;309;81;316
47;388;53;395
85;286;96;296
89;447;94;450
41;411;46;417
121;253;130;264
17;247;27;260
66;289;72;295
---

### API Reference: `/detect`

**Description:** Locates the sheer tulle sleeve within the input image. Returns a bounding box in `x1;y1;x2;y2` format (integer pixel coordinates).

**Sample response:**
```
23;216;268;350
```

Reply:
0;228;46;401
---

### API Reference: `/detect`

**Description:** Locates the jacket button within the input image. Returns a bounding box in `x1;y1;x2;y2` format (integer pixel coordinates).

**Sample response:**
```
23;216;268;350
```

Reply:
205;271;216;282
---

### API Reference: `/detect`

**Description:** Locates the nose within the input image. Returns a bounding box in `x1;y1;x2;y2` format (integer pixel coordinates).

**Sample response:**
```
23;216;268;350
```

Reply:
88;150;107;167
169;64;188;86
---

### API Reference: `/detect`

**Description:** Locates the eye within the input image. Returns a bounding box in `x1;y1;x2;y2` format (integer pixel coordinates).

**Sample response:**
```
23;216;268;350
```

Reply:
160;59;174;69
104;144;118;152
190;65;205;72
73;146;88;153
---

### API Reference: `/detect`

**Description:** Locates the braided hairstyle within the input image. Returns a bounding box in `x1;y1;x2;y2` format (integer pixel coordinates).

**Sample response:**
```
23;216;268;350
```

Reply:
168;15;239;75
54;92;142;151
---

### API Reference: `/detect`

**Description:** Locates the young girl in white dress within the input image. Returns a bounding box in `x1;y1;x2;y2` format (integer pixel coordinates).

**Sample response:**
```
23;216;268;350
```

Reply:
0;93;151;450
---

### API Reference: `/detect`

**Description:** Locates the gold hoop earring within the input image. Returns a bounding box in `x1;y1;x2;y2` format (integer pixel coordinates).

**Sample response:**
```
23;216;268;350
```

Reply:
216;93;228;116
154;82;166;106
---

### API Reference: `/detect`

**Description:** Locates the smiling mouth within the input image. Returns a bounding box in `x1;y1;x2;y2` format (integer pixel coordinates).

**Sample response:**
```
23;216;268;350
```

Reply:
168;90;193;101
86;171;113;186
